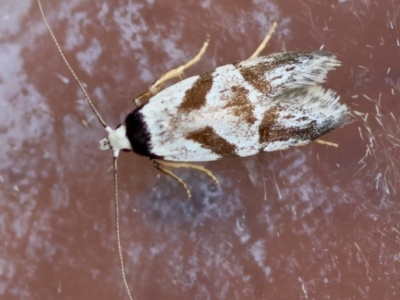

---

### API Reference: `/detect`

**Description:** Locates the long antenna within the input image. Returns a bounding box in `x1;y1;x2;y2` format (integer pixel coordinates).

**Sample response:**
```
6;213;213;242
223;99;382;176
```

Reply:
113;157;134;300
37;0;108;128
38;1;133;298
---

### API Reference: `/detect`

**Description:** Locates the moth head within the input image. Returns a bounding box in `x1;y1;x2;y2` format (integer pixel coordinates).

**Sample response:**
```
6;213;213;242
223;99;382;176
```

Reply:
100;125;132;157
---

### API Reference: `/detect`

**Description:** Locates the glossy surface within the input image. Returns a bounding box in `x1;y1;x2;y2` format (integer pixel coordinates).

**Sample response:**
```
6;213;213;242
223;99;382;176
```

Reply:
1;0;400;299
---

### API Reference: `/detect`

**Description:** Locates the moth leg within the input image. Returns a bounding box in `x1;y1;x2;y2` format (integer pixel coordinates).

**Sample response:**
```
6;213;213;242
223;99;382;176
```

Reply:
151;36;210;92
157;161;220;188
134;36;210;107
134;83;163;107
153;160;192;199
247;22;277;60
134;91;151;107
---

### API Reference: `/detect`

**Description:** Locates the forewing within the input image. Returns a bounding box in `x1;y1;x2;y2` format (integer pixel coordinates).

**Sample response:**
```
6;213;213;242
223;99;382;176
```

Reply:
141;52;347;161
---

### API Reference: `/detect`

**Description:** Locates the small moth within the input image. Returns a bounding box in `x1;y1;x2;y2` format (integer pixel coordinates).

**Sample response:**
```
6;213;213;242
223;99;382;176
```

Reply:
99;28;349;196
38;1;349;299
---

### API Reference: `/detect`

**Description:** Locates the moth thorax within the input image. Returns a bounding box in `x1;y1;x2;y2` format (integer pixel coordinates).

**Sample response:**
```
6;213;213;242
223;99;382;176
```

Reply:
100;125;132;157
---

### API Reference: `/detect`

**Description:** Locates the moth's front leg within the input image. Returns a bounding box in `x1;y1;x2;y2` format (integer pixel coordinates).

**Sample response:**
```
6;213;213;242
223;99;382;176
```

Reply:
134;36;210;107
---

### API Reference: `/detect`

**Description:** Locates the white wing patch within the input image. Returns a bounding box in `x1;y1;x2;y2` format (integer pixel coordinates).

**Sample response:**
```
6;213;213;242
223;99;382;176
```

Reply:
140;51;349;162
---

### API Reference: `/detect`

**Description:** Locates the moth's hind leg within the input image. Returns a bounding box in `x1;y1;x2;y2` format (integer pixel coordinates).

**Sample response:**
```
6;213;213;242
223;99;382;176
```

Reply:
134;36;210;107
246;22;277;60
152;159;220;199
153;160;192;198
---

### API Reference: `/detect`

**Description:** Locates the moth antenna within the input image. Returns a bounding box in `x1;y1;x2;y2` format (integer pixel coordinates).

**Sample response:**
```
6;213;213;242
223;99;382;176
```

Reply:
37;0;108;128
113;157;134;300
38;0;131;297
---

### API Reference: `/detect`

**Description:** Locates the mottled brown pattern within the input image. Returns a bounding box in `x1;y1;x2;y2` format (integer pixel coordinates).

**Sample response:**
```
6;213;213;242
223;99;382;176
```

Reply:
186;126;237;157
178;71;213;112
258;105;317;144
238;63;272;94
223;86;256;124
236;52;307;94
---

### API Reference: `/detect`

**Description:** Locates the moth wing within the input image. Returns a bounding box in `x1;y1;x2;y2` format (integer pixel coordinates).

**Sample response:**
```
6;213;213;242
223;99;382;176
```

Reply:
140;52;348;161
257;85;349;153
234;51;341;98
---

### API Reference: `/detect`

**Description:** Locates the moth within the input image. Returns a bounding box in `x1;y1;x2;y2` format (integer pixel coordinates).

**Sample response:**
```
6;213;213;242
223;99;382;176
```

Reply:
100;26;349;196
38;1;349;299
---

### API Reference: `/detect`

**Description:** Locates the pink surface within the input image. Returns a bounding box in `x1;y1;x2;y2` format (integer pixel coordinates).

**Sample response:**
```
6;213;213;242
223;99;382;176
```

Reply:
1;0;400;299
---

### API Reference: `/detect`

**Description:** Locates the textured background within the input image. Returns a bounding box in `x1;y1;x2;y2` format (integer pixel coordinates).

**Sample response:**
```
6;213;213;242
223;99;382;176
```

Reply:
1;0;400;299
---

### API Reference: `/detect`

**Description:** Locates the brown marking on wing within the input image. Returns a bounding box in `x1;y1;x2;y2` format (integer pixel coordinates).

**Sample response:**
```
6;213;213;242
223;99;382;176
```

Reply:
186;126;237;157
223;86;256;124
238;63;273;94
178;71;213;112
258;105;317;144
235;52;306;94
